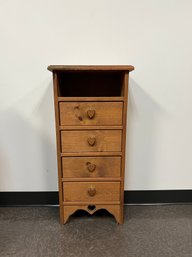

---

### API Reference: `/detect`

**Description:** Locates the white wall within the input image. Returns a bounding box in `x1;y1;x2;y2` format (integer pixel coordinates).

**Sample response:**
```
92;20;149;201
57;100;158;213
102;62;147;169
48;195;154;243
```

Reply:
0;0;192;191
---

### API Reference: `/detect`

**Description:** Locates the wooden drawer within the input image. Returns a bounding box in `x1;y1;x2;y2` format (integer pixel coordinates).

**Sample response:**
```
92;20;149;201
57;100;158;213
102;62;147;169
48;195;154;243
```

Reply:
63;182;120;202
61;130;122;152
59;102;123;126
62;157;121;178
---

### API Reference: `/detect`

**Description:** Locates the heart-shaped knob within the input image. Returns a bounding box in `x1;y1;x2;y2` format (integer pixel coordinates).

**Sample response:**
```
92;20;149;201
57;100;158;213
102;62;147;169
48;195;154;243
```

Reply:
87;186;96;197
87;137;96;146
86;162;96;172
87;109;95;119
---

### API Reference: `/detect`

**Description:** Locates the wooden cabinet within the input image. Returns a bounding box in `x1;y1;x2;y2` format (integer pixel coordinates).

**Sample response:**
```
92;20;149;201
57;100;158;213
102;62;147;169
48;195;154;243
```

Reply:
48;65;134;224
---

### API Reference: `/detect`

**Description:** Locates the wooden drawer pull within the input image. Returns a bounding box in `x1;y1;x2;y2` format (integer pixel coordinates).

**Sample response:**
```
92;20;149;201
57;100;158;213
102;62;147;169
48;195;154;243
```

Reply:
87;137;96;146
87;109;95;119
87;186;96;197
86;162;96;172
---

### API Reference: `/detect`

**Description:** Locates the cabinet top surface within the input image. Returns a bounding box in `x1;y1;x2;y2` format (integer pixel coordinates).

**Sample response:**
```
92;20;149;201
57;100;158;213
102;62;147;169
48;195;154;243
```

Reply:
47;65;134;72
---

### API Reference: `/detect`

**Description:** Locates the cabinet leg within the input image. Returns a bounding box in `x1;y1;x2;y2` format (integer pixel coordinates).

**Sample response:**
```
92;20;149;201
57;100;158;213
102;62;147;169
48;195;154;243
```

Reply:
106;205;124;224
63;206;73;224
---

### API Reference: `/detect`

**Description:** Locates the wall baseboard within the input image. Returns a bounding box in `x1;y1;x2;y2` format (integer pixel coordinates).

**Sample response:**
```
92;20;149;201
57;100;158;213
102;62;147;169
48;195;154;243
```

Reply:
0;190;192;206
124;190;192;204
0;192;58;206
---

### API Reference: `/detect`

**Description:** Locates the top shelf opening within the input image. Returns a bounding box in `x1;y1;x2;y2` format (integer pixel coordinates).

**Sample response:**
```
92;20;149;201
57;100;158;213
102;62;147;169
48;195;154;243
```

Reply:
57;71;126;97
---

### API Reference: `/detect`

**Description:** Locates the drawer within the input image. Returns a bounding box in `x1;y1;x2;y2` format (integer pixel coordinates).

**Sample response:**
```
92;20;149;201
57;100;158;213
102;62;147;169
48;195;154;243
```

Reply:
62;157;121;178
61;130;122;152
59;102;123;126
63;182;120;202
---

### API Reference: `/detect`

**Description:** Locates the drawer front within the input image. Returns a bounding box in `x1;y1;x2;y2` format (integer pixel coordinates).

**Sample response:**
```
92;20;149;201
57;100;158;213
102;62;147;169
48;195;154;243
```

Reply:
62;157;121;178
61;130;122;152
63;182;120;202
59;102;123;126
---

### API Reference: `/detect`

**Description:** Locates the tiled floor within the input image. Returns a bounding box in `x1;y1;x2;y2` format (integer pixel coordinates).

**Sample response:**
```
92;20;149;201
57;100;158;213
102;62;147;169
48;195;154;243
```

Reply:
0;205;192;257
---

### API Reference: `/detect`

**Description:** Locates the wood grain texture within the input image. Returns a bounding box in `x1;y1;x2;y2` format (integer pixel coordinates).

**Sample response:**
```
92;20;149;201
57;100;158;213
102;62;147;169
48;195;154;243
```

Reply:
62;178;121;182
63;182;120;202
61;130;122;152
52;72;64;224
60;152;122;157
120;72;129;224
48;65;134;72
63;201;120;205
62;156;121;178
63;205;122;224
59;102;123;126
49;64;134;224
59;125;123;130
57;97;124;102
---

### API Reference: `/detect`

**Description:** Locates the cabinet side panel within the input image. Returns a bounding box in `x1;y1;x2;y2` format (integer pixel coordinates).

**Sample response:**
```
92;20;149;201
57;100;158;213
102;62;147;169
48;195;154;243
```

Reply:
121;72;129;213
53;72;64;224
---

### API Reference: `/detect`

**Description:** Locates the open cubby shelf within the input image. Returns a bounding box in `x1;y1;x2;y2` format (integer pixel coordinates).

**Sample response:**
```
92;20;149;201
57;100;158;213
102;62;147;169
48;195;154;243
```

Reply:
57;71;125;97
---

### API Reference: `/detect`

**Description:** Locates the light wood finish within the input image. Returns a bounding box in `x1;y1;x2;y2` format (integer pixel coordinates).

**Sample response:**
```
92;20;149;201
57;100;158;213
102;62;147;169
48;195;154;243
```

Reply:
58;97;124;102
62;156;121;178
62;177;121;182
120;72;129;223
48;65;134;224
59;102;123;126
52;72;64;224
59;125;123;130
48;65;134;72
61;130;122;152
63;201;120;205
63;182;120;202
60;152;122;157
63;205;122;224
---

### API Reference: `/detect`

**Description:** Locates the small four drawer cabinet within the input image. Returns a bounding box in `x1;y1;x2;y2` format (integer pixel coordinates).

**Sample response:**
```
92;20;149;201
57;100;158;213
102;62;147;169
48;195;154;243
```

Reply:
48;65;134;224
